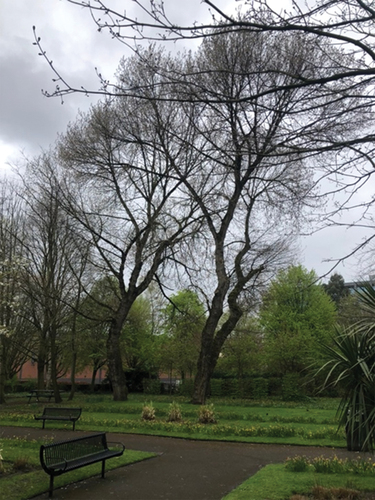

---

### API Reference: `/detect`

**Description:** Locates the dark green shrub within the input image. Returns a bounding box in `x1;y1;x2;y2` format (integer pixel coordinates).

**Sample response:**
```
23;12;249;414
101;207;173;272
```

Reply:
210;379;222;397
178;379;194;397
221;378;238;398
238;379;252;399
267;377;282;397
143;379;161;395
22;380;38;393
251;377;268;399
282;373;305;401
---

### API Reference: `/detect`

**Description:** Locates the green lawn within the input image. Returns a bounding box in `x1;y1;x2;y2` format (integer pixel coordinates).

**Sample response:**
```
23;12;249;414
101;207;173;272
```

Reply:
223;463;375;500
1;393;366;500
0;436;155;500
0;393;346;447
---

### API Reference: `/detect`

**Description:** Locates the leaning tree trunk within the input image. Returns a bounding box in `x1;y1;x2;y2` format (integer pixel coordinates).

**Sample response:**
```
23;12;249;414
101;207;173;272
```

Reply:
191;347;217;405
192;295;244;405
90;365;98;393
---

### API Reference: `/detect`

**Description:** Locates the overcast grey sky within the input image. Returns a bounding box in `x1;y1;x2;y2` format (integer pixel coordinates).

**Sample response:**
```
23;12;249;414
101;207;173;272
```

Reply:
0;0;372;282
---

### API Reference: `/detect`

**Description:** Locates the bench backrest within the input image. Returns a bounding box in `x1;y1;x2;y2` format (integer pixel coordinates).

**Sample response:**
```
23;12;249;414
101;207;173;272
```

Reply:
43;407;81;418
40;433;108;471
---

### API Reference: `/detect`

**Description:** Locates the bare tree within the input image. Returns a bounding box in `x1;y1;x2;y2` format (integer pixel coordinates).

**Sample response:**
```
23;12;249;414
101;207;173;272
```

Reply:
31;1;375;402
19;155;88;403
54;87;202;400
0;180;30;404
32;1;375;256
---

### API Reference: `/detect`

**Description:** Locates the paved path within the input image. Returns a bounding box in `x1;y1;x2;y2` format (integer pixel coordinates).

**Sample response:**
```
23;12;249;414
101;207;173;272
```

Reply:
0;426;369;500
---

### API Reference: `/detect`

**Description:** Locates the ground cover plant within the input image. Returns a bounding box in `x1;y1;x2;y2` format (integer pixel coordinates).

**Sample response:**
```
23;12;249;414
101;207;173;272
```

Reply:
0;436;155;500
0;393;346;447
223;456;375;500
2;394;374;498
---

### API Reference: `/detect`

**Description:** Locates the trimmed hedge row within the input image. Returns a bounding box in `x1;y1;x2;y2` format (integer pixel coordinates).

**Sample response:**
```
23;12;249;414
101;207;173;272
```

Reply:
143;376;287;399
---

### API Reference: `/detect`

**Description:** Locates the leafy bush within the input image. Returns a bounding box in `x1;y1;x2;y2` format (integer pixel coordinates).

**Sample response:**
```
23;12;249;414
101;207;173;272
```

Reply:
178;379;194;397
285;455;311;472
251;378;269;399
267;377;282;397
210;379;222;397
198;404;217;424
285;455;375;475
167;402;182;422
221;379;238;398
238;379;252;398
142;379;161;395
141;402;156;421
282;373;304;401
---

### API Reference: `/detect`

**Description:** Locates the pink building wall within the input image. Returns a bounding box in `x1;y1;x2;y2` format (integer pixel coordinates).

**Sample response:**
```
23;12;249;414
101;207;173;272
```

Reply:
17;359;105;385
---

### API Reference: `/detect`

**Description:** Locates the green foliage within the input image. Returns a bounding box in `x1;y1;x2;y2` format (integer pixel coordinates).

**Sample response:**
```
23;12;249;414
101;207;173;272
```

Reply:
167;401;182;422
178;379;195;397
121;297;159;374
198;404;217;424
323;273;349;306
0;394;347;447
260;265;337;375
141;401;156;421
143;379;161;395
318;284;375;451
251;378;269;399
160;290;205;379
223;462;375;500
282;373;305;401
336;294;364;329
0;436;154;500
285;455;375;475
215;315;263;380
284;456;311;472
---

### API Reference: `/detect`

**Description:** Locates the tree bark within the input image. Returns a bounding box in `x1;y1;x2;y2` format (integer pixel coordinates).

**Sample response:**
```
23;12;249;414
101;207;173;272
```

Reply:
107;320;128;401
68;351;77;401
0;336;6;404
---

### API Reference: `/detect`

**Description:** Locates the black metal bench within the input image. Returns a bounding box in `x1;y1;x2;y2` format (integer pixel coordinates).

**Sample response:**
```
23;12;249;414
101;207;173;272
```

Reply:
34;407;82;431
40;432;125;498
27;390;55;403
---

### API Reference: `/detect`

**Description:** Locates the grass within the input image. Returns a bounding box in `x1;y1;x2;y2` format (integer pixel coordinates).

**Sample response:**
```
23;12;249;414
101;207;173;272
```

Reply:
0;393;346;447
223;463;375;500
0;436;155;500
0;393;366;499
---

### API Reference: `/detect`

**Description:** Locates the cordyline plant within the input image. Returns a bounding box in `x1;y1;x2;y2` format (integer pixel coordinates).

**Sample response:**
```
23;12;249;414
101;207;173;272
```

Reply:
317;284;375;452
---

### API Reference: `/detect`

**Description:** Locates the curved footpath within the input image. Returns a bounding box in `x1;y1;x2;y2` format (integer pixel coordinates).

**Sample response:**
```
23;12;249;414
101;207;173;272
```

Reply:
0;426;369;500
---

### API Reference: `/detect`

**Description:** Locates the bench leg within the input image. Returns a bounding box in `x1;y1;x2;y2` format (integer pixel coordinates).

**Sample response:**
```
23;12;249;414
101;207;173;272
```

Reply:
101;460;105;478
49;475;54;498
42;420;46;430
72;420;75;431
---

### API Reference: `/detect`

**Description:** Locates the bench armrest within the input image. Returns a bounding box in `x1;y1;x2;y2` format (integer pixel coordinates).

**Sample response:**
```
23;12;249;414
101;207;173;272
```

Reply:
107;441;125;454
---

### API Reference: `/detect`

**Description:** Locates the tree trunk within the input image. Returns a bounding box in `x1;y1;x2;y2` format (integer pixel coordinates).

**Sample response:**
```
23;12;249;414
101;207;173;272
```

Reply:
192;296;244;404
107;322;128;401
0;336;6;404
50;334;62;404
90;366;98;393
68;351;77;401
37;338;48;390
191;349;216;404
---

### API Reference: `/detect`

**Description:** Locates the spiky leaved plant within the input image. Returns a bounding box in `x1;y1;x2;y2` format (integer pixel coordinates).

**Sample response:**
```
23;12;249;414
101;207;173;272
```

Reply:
318;284;375;452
